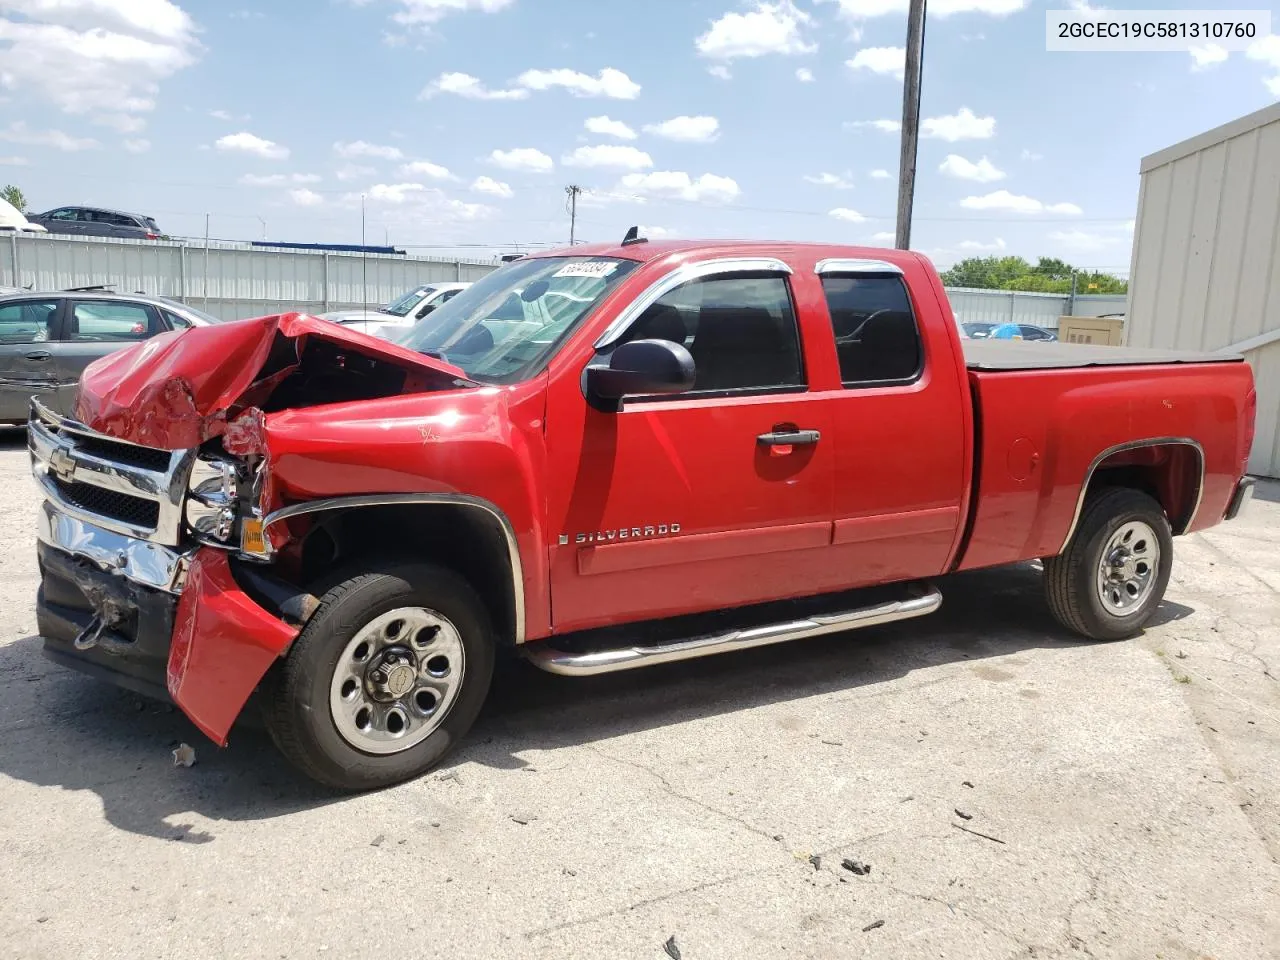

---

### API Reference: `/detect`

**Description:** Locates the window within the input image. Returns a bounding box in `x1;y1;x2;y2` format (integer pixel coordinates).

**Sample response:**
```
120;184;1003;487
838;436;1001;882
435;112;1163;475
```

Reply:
620;274;804;395
105;212;138;228
820;275;922;386
48;209;78;222
67;302;156;342
0;300;59;343
162;309;193;330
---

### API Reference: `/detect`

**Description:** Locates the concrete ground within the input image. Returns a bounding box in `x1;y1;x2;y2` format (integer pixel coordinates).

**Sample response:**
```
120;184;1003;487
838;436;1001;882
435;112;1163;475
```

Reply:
0;428;1276;960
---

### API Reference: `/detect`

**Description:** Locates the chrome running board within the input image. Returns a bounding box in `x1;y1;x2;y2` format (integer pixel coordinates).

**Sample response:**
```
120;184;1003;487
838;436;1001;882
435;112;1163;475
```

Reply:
524;583;942;677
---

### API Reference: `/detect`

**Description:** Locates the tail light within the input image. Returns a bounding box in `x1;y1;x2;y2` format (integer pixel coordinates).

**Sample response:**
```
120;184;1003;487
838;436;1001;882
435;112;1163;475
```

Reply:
144;232;160;240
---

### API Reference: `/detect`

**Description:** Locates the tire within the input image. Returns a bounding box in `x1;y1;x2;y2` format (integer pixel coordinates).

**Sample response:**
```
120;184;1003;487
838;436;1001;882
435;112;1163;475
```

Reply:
262;561;495;791
1044;487;1174;642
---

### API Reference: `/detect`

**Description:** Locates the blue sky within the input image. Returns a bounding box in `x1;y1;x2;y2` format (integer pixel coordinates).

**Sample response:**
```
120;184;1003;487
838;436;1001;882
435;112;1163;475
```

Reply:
1;0;1278;271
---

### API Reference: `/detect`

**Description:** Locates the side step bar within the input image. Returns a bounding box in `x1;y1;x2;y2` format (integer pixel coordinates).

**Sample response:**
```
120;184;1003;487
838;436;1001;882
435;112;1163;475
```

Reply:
524;583;942;677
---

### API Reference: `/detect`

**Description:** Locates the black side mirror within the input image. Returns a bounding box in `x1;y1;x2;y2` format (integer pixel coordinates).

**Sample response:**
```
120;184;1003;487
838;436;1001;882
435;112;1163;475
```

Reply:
586;339;695;409
417;303;438;318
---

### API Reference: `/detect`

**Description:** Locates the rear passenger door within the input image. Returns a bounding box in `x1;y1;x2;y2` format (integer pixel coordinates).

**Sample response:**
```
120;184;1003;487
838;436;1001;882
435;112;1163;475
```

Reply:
819;262;967;584
0;298;63;422
48;299;162;414
546;262;836;632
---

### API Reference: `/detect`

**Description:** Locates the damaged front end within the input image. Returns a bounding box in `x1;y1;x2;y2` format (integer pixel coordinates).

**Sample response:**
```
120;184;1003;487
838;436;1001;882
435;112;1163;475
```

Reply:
30;312;473;744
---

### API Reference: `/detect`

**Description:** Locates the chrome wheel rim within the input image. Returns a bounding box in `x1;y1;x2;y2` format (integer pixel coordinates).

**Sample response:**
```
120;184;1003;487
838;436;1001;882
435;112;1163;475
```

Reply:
1096;521;1160;616
329;607;465;755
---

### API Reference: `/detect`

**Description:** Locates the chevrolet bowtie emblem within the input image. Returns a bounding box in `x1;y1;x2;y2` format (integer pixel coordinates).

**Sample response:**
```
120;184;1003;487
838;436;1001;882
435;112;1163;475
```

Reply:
48;447;76;484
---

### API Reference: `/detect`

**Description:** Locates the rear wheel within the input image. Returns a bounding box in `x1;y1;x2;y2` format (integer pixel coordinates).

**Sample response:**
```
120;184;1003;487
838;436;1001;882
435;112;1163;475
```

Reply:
262;562;495;791
1044;487;1173;641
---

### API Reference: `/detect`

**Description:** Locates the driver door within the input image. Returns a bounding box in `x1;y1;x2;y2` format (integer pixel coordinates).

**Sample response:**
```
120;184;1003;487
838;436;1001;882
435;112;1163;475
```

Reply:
544;265;837;633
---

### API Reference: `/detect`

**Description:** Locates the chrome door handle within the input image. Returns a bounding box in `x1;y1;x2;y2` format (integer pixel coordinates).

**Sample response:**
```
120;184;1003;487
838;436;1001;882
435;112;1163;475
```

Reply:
757;429;820;446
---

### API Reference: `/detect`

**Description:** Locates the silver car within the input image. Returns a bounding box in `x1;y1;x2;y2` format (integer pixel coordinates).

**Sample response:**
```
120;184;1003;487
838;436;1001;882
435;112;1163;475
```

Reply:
0;292;220;423
319;282;471;339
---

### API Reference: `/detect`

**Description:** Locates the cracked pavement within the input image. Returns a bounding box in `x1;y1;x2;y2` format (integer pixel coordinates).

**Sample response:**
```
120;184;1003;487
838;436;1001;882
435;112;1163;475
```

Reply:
0;429;1276;959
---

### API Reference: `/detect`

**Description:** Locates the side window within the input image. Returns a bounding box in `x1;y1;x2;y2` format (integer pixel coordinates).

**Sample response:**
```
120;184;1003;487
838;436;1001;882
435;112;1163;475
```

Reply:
66;302;157;342
49;209;78;222
436;288;463;304
621;274;804;394
107;213;138;228
820;274;922;386
76;209;98;222
162;309;192;330
0;300;59;343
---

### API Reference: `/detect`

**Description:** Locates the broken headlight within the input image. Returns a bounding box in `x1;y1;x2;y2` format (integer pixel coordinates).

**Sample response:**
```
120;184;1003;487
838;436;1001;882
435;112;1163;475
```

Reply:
185;457;240;544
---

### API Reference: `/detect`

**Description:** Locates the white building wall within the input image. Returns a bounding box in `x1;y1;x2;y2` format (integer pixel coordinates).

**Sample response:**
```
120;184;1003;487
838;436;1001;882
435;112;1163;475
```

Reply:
1128;101;1280;477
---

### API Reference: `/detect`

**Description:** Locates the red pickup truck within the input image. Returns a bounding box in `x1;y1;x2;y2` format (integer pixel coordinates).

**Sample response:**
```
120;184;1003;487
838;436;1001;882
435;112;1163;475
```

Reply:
29;236;1257;789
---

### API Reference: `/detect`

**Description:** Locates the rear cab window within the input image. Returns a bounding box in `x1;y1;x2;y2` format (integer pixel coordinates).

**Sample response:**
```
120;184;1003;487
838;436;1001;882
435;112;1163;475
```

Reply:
819;272;923;387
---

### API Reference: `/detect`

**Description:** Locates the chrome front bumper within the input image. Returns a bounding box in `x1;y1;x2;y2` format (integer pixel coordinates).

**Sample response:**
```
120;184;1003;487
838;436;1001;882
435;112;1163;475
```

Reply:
37;500;192;593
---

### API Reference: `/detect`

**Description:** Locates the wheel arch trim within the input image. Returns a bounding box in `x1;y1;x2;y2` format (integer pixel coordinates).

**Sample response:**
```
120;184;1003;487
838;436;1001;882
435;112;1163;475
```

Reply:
262;493;527;644
1058;436;1205;554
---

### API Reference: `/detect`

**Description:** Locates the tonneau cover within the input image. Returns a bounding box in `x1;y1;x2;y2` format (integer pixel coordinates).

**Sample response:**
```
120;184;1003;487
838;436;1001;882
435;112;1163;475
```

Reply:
964;339;1244;371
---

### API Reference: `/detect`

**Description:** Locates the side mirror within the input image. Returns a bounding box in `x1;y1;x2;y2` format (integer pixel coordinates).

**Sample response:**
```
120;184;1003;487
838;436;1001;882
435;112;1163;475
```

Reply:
586;339;695;408
417;303;438;318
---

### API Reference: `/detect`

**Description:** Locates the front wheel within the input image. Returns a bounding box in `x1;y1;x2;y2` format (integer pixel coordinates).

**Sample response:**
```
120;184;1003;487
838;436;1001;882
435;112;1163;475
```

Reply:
1044;487;1174;641
262;562;495;791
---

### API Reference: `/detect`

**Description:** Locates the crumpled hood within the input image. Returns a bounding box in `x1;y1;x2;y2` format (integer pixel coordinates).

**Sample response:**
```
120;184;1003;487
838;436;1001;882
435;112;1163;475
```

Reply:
74;311;469;449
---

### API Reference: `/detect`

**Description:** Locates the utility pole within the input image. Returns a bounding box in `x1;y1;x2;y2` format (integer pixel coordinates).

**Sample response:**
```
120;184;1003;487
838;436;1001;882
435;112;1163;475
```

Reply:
565;185;582;245
895;0;927;250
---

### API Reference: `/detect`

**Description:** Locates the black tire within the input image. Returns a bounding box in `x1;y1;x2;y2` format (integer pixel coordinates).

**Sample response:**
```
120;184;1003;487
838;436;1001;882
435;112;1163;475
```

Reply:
1044;487;1174;641
262;561;495;791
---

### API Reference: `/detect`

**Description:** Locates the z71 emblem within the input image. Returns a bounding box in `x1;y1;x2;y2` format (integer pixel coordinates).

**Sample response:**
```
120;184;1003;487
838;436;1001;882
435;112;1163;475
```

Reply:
560;523;681;546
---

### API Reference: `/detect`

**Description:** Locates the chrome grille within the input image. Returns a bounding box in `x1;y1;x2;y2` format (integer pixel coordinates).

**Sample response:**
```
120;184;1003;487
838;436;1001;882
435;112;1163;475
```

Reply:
29;399;196;546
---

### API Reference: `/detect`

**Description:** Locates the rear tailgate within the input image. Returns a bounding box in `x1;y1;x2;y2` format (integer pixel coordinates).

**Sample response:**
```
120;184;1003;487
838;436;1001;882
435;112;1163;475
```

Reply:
955;355;1254;572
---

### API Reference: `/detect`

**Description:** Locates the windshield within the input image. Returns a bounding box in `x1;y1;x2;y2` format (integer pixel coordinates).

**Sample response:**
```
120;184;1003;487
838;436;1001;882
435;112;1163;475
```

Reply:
396;256;638;383
384;287;436;317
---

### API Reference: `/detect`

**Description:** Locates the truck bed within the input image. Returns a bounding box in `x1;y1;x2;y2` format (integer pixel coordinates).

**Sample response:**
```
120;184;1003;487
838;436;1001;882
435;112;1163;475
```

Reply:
963;339;1245;371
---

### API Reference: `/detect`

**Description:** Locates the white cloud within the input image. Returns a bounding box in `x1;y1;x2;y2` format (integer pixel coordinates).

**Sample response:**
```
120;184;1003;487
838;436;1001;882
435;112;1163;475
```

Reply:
419;72;528;101
471;175;513;198
0;120;99;150
922;107;995;141
563;144;653;170
216;131;288;160
122;138;150;153
380;0;515;26
696;1;815;60
94;113;145;132
239;172;323;186
333;140;404;161
939;154;1005;183
1189;44;1228;71
1020;148;1043;161
489;147;554;172
796;67;814;82
619;170;741;203
0;0;200;130
1048;230;1123;251
957;238;1006;252
825;0;1025;15
289;188;324;207
869;168;892;179
805;172;853;188
357;183;494;223
707;65;732;80
0;155;28;165
870;231;895;244
1246;36;1280;95
845;119;900;133
515;67;641;99
847;46;904;79
400;159;454;180
637;224;673;238
829;207;866;222
367;182;426;204
210;108;248;121
585;116;636;140
335;164;375;181
643;115;720;142
1268;76;1280;97
961;190;1082;215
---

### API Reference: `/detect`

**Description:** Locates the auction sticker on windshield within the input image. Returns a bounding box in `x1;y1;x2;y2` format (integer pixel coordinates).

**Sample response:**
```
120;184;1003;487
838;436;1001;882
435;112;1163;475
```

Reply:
553;261;619;279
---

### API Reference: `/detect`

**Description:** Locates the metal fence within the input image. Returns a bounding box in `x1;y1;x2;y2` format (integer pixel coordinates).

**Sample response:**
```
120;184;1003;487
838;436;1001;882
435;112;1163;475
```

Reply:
946;287;1128;330
2;235;1129;330
1;234;499;321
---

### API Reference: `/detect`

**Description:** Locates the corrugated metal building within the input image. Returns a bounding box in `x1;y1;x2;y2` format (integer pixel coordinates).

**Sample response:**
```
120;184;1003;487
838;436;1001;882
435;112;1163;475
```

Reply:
1127;100;1280;477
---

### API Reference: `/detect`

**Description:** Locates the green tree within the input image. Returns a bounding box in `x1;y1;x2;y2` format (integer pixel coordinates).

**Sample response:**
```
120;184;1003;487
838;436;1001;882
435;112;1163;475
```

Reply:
1;184;27;213
941;254;1127;295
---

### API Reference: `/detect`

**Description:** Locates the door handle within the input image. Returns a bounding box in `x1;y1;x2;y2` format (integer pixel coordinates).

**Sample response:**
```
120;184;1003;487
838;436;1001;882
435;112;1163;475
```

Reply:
25;351;51;362
757;429;820;446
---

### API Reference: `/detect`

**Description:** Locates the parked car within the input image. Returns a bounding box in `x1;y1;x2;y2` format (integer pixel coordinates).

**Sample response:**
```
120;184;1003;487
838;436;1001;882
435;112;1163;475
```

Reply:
0;292;218;423
965;322;1057;342
319;282;471;339
28;206;164;240
28;237;1256;790
0;197;48;235
963;321;995;339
